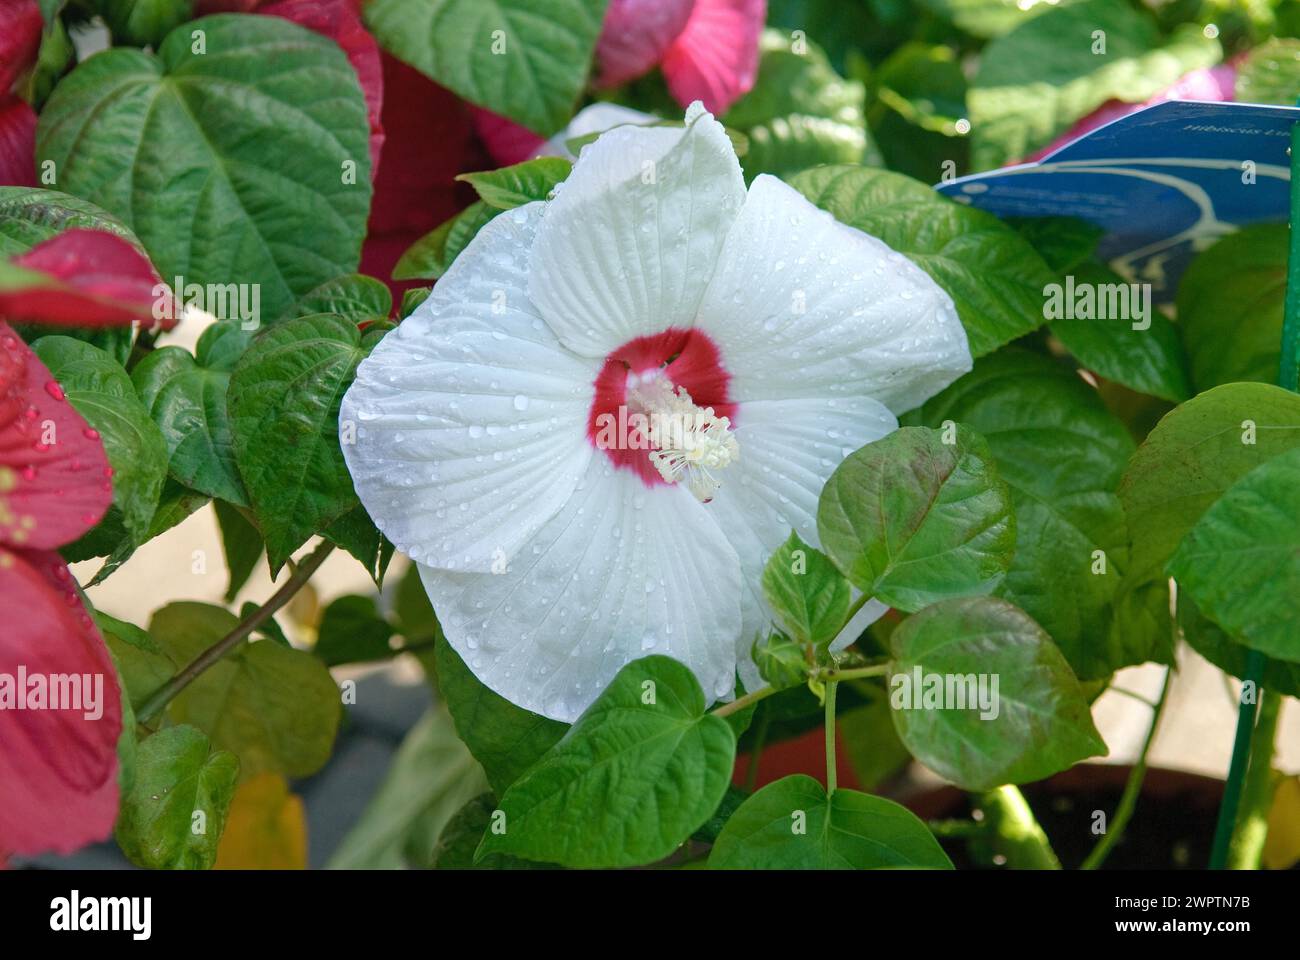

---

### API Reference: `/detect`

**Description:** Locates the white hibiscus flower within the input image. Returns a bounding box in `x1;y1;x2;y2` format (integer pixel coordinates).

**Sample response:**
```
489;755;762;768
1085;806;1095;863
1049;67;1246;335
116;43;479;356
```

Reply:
341;103;971;722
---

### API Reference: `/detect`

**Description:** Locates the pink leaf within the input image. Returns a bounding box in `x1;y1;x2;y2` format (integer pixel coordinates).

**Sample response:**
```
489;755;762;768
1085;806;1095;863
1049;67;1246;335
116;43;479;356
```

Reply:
0;323;114;550
1;228;174;329
0;0;43;95
0;547;122;860
471;107;546;168
0;95;36;187
662;0;766;116
595;0;696;88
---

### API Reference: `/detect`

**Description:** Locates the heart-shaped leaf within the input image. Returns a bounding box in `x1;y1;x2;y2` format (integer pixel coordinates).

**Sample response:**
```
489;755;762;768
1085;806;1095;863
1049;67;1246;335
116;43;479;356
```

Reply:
761;530;851;653
904;349;1140;679
887;596;1107;791
115;723;239;870
363;0;609;135
1169;446;1300;663
477;655;736;868
36;14;373;320
708;774;952;869
818;425;1015;612
150;601;342;778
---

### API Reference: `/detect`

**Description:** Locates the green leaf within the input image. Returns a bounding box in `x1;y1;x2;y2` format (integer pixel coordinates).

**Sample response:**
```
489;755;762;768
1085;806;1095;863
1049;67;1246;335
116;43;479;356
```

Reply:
399;286;432;318
1008;216;1104;274
96;611;174;710
917;0;1063;38
708;774;952;869
394;559;439;640
1119;381;1300;589
36;14;373;320
760;531;851;652
840;691;912;790
790;165;1055;357
691;785;751;845
363;0;609;135
0;187;139;257
150;601;342;778
213;499;262;603
723;29;877;182
1177;224;1287;392
97;0;194;48
969;0;1220;169
279;274;392;326
115;724;239;870
315;594;395;667
392;200;497;281
433;793;555;869
87;478;209;585
1169;446;1300;662
328;706;489;868
457;157;572;209
436;639;567;795
477;655;736;868
322;501;394;586
31;335;168;552
817;425;1015;612
752;628;812;691
903;349;1141;679
131;338;247;506
1049;261;1191;402
228;313;374;572
872;42;967;136
1235;38;1300;106
1180;597;1300;699
887;596;1107;791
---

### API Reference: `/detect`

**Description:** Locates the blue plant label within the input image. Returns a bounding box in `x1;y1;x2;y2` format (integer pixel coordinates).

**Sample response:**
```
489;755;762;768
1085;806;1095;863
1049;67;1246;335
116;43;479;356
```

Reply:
936;100;1300;301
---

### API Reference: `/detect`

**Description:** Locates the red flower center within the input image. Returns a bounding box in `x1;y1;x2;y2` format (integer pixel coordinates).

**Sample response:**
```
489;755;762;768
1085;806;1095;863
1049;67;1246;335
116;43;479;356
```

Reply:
587;327;736;487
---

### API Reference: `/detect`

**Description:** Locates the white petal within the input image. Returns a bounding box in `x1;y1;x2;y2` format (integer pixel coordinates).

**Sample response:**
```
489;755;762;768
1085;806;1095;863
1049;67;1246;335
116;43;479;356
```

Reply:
422;458;744;723
528;102;746;358
341;203;597;573
537;103;659;160
707;395;897;680
696;174;972;414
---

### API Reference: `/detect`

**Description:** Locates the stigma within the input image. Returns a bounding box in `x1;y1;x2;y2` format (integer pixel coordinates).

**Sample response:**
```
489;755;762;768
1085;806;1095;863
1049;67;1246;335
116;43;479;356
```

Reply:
627;375;739;503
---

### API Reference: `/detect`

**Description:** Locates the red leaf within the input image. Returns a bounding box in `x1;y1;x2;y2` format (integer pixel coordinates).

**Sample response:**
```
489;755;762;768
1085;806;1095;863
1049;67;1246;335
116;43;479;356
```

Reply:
0;547;121;859
0;322;113;550
471;107;546;168
0;95;36;188
1;228;174;329
363;54;480;300
0;0;43;95
262;0;385;175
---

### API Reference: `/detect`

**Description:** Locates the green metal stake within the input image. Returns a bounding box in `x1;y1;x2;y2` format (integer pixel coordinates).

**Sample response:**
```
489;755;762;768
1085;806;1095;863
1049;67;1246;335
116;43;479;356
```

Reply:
1208;120;1300;868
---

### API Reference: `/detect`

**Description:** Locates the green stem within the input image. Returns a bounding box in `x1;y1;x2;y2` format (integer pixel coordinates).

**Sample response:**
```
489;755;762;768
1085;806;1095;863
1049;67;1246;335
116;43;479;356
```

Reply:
824;680;839;794
1210;655;1266;868
1081;665;1172;869
743;707;772;793
1226;692;1282;870
975;785;1061;870
710;663;890;719
136;540;336;724
1279;123;1300;392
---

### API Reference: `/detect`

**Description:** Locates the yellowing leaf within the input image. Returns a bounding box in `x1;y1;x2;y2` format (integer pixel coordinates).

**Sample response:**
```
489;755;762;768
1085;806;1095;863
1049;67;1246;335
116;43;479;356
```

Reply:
215;774;307;870
1263;776;1300;871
